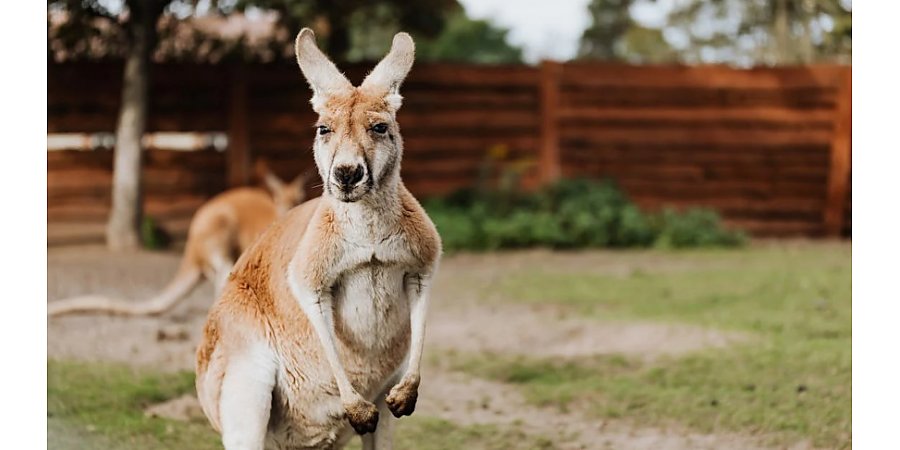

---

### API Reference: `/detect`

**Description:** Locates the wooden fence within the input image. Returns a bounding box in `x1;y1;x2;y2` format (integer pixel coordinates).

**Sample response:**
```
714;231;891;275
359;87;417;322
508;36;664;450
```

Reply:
47;62;851;244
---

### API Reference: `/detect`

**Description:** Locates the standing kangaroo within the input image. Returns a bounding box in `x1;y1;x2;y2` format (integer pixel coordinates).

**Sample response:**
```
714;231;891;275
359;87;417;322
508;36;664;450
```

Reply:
47;165;311;317
195;29;441;450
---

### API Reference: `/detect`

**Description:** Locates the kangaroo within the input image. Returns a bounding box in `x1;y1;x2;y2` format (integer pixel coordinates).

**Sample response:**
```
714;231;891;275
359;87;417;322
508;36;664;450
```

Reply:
47;164;312;317
195;29;441;450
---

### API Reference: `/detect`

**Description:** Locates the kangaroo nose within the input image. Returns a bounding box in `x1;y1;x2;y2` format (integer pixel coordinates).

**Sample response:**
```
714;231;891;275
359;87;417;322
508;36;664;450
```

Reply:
333;164;365;188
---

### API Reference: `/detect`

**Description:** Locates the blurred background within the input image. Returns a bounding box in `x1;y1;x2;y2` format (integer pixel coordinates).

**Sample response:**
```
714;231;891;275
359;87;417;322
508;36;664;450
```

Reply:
47;1;852;449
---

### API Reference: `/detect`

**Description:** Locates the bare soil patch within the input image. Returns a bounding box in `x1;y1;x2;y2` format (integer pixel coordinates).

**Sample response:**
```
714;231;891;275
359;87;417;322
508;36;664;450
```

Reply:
144;394;207;422
48;246;211;371
429;304;746;361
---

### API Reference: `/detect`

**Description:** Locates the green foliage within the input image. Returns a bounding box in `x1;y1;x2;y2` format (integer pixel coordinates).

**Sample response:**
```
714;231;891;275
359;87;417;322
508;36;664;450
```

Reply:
576;0;852;65
235;0;461;62
424;178;745;251
416;12;523;64
663;0;852;65
654;208;746;249
141;216;172;250
50;0;464;63
577;0;637;61
617;25;677;64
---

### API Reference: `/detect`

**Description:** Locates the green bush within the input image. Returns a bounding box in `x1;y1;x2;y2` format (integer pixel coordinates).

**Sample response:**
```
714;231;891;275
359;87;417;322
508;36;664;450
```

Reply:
423;178;745;252
654;208;746;248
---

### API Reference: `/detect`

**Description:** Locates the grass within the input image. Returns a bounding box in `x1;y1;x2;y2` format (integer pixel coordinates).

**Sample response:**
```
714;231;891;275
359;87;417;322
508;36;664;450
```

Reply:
355;417;556;450
48;359;557;450
48;359;220;450
447;244;851;448
47;244;850;448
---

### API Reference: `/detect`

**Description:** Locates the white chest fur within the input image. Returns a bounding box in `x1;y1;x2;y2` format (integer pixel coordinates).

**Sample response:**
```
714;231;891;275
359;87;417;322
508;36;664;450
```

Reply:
330;233;415;352
333;261;409;351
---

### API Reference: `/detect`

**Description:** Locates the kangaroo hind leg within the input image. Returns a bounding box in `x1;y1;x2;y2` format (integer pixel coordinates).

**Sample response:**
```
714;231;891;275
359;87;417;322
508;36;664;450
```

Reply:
219;342;277;450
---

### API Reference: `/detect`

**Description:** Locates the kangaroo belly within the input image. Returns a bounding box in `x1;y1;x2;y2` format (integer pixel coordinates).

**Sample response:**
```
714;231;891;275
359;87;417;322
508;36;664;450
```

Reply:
335;266;409;350
333;265;412;392
266;264;411;448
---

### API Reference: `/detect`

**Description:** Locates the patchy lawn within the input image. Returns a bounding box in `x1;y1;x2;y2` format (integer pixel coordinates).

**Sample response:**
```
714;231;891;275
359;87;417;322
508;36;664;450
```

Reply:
48;242;849;449
446;243;851;449
48;360;558;450
48;360;219;450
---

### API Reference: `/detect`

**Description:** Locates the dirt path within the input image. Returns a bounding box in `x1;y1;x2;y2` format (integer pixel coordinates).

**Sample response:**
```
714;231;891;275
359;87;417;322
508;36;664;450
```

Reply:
48;245;780;449
429;304;746;361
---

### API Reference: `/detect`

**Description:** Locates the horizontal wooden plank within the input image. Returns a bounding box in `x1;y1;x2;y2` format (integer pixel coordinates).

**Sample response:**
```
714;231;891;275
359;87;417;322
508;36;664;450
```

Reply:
399;110;539;130
563;160;829;182
48;218;193;246
559;87;837;109
557;107;836;127
404;65;540;87
560;64;847;89
405;138;539;159
49;194;209;221
560;126;832;147
49;113;227;133
47;150;113;166
405;178;480;197
580;177;828;198
562;144;830;163
635;197;824;215
48;113;117;133
403;91;538;109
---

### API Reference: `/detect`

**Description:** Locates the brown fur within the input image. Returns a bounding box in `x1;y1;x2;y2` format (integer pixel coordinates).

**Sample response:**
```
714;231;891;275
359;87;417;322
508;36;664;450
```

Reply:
48;173;308;317
196;184;438;446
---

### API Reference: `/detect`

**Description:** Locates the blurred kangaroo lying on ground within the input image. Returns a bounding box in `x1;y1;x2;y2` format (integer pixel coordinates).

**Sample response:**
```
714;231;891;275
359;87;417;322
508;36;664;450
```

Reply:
195;29;441;450
47;163;312;317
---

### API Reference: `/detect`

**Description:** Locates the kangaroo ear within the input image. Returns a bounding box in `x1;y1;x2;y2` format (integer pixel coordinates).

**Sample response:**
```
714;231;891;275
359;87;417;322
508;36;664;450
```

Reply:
263;171;285;194
295;28;353;112
255;159;283;193
291;169;313;191
254;158;270;178
360;32;415;110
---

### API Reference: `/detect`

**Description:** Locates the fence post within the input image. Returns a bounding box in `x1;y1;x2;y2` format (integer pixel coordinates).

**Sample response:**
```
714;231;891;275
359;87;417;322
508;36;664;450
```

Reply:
823;67;852;236
227;65;250;187
538;61;562;184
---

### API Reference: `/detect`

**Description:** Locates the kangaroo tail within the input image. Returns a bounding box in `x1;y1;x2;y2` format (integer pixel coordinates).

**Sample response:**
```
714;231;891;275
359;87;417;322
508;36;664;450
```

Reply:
48;260;203;317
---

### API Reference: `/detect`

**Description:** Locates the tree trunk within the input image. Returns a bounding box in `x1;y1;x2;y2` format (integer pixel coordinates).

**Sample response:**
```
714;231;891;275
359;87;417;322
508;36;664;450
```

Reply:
106;10;156;251
771;0;792;64
797;0;815;63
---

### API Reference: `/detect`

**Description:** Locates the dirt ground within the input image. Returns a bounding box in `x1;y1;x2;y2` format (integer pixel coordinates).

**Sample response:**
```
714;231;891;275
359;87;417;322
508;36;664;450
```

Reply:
47;245;800;450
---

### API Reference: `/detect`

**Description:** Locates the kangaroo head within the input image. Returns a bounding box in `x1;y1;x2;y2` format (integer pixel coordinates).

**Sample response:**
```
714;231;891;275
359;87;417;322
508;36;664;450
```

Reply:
294;28;414;203
256;160;311;215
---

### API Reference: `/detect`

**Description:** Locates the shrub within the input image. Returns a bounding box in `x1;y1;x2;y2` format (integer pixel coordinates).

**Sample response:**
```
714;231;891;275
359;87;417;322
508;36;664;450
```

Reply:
654;208;747;248
424;178;745;252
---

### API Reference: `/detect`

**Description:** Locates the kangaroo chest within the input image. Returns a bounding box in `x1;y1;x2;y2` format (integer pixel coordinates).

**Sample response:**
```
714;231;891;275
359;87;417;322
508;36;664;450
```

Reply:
326;238;416;391
266;221;424;448
332;258;410;352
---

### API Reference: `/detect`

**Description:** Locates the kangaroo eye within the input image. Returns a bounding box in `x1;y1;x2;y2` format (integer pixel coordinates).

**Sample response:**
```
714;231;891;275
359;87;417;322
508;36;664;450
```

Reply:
371;123;388;134
317;125;331;136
